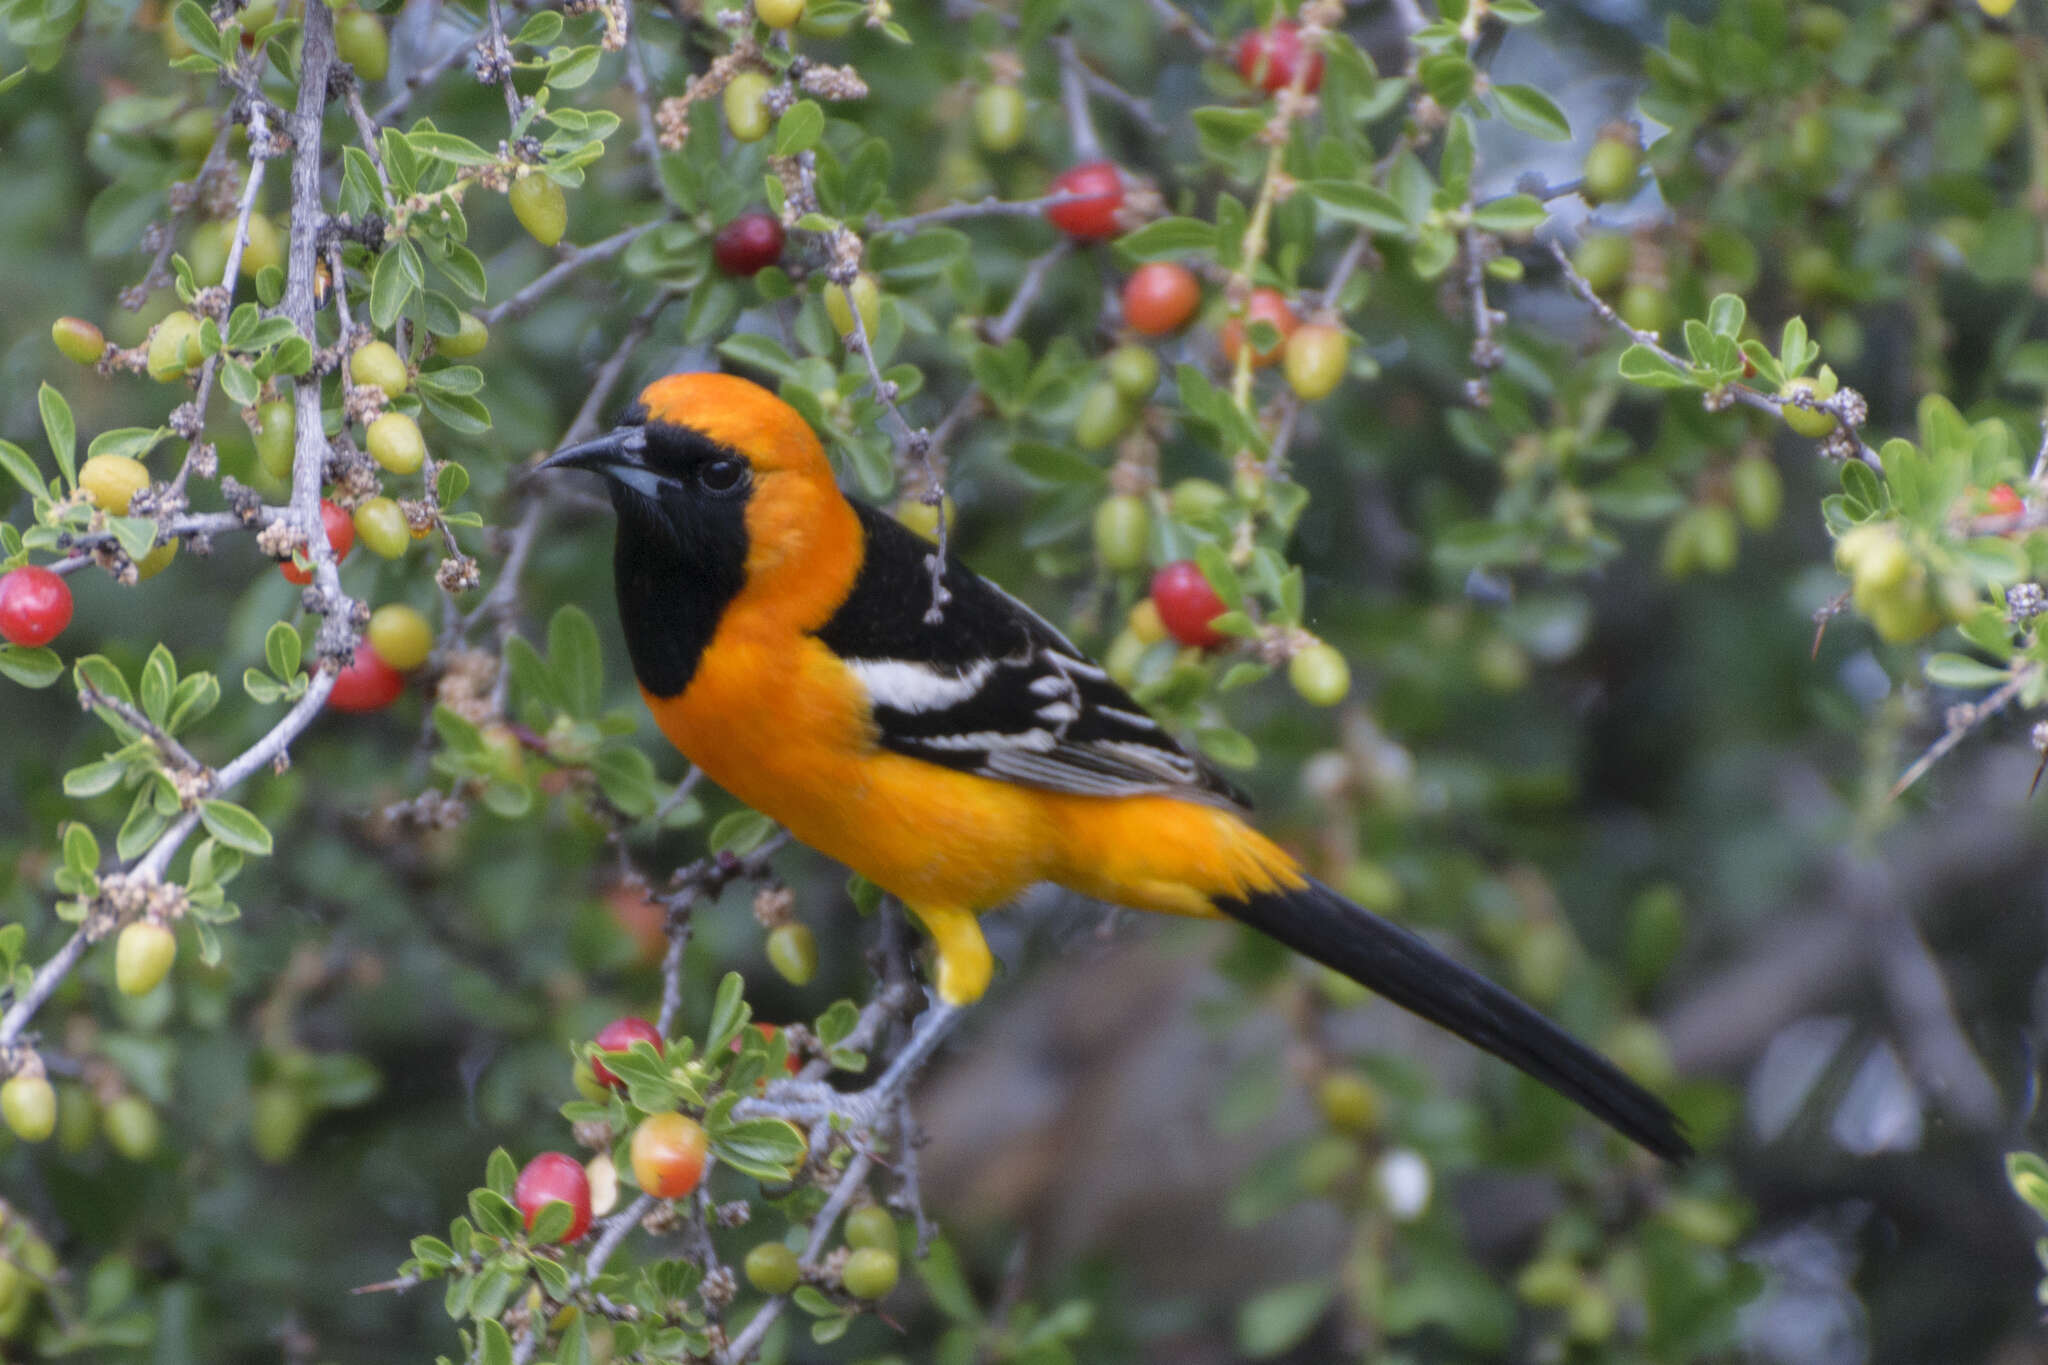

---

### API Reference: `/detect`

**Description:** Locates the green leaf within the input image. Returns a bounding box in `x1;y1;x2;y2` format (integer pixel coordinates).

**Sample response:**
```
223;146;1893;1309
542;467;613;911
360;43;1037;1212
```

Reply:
916;1237;980;1323
720;333;800;382
369;245;415;331
265;621;303;681
1196;725;1257;768
547;43;602;89
593;745;658;817
1470;194;1546;233
63;822;99;877
1617;345;1691;388
0;439;43;498
1492;83;1570;140
711;1118;808;1181
527;1199;574;1244
2010;1151;2048;1223
171;1;223;62
486;1146;518;1196
0;645;62;689
1706;292;1746;338
775;100;826;156
1303;180;1410;234
74;655;133;706
109;516;159;564
1924;653;2010;690
548;605;603;717
165;672;219;734
709;808;777;854
199;800;273;856
476;1317;513;1365
1418;52;1476;106
1237;1280;1333;1358
1010;441;1106;487
87;428;170;462
407;131;496;167
705;971;749;1054
436;461;470;507
140;644;175;726
513;11;564;44
63;756;128;797
39;383;75;485
1113;217;1218;260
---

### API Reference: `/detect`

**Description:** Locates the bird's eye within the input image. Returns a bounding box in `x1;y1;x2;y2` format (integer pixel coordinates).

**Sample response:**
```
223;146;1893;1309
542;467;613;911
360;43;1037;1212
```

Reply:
696;459;748;495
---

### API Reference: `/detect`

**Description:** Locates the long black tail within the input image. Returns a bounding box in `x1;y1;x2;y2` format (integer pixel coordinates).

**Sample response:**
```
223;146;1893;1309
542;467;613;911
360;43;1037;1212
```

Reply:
1216;877;1692;1162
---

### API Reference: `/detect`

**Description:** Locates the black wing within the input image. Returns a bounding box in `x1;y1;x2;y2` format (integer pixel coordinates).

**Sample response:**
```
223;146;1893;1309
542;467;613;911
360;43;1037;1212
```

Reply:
814;502;1249;811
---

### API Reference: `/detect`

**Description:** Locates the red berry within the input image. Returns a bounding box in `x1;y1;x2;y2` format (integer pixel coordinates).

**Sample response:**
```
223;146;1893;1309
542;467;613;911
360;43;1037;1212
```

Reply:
1045;161;1125;240
327;643;405;712
1150;560;1230;649
1218;288;1299;369
280;500;356;585
1235;21;1324;94
1990;483;2025;517
513;1151;592;1242
1123;262;1202;336
713;212;787;276
0;566;73;648
591;1016;663;1091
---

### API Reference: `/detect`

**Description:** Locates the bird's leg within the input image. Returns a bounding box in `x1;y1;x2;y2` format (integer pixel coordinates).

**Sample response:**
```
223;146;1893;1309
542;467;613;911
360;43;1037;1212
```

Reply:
901;903;993;1006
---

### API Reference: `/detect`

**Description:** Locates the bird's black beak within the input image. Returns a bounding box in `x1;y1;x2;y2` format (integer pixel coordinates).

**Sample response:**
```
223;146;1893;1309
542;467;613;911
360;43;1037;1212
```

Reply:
536;425;649;478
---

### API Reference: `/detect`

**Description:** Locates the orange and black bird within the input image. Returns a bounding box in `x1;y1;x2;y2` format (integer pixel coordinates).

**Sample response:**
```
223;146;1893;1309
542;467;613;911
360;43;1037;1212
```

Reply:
543;371;1690;1161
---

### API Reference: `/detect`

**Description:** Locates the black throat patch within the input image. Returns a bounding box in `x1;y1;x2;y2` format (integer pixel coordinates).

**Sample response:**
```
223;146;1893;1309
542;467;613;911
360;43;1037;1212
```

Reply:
605;418;751;698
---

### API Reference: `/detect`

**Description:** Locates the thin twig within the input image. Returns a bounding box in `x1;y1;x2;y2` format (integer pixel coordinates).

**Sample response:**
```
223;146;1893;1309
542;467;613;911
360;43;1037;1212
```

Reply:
79;683;206;776
485;0;525;122
0;667;339;1048
1545;239;1883;468
1889;668;2033;801
51;510;269;576
1463;223;1502;402
717;1151;875;1364
169;101;275;495
1053;38;1104;162
1144;0;1219;52
867;191;1086;237
478;222;660;325
373;15;486;125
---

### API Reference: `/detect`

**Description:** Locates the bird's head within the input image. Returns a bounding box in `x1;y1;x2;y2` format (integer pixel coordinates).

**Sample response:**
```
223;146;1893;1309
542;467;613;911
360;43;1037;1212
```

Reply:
540;372;861;692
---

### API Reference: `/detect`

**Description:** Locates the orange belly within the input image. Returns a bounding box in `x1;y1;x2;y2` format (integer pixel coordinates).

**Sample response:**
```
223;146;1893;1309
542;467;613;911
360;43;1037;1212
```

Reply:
642;627;1301;917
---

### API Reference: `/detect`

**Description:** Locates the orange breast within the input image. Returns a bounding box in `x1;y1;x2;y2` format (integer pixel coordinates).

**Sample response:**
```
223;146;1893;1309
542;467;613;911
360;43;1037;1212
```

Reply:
642;623;1062;910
